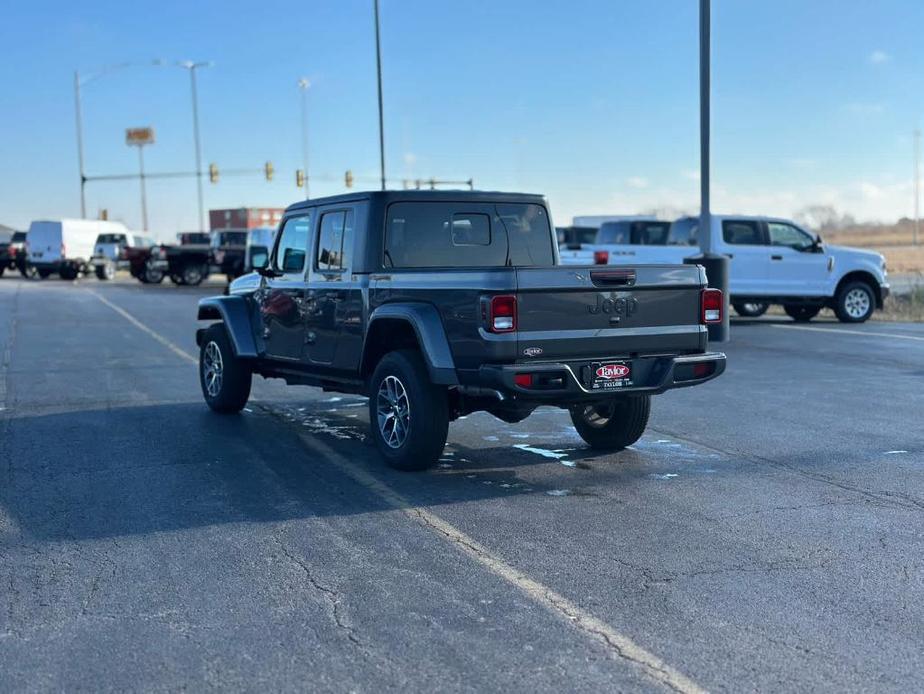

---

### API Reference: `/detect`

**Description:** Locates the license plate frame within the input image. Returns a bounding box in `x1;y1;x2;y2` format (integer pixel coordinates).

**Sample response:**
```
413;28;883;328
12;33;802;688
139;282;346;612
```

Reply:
590;360;633;390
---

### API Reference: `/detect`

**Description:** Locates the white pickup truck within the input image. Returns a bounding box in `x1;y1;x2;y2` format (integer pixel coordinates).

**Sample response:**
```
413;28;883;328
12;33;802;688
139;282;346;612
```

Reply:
560;215;889;323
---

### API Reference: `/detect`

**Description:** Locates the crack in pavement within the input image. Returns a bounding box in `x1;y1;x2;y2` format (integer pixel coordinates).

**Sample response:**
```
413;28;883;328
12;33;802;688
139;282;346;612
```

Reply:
271;535;366;652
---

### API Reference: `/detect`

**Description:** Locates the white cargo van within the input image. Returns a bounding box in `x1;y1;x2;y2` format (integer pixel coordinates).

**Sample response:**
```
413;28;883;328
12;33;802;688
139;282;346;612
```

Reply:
27;219;130;280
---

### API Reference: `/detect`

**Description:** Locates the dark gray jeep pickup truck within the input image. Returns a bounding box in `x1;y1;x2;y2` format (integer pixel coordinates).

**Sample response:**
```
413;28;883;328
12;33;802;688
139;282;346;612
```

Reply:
196;191;725;470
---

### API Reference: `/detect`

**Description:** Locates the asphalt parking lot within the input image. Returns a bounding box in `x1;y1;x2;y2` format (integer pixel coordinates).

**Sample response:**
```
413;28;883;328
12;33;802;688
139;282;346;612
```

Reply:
1;275;922;692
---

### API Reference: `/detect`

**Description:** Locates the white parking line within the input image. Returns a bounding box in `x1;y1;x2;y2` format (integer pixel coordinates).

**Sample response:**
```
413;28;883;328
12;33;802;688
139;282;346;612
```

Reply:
771;324;924;342
291;428;705;694
86;288;198;364
85;287;705;693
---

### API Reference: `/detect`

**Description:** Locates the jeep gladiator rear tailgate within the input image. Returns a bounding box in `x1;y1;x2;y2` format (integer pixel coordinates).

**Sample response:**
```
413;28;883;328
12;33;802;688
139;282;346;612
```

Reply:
512;264;708;359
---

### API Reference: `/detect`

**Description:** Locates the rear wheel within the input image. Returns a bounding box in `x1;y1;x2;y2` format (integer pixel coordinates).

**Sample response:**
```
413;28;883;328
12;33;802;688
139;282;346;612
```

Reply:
199;324;251;413
95;261;115;280
732;301;769;317
182;263;206;286
170;273;185;285
784;304;822;322
834;281;875;323
37;268;53;279
570;396;650;450
368;350;449;471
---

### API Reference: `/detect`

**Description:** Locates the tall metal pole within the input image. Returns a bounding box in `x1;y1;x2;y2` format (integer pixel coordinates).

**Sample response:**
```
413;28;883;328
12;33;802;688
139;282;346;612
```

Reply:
374;0;386;191
137;145;149;231
914;128;920;246
699;0;712;253
684;0;729;342
74;71;87;219
298;78;311;199
189;66;206;231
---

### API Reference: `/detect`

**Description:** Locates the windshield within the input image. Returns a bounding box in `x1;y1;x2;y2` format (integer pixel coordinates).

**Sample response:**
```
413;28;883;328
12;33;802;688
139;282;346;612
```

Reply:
96;234;126;244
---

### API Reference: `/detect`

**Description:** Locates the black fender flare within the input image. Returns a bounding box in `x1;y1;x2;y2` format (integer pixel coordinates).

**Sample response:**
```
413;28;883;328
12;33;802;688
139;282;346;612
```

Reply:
197;296;258;358
364;303;458;385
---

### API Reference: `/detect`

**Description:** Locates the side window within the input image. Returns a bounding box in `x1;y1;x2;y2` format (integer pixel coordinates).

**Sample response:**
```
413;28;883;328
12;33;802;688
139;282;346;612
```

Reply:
317;210;354;272
451;213;490;246
768;222;814;251
722;220;763;246
274;215;311;273
633;222;670;245
667;219;699;246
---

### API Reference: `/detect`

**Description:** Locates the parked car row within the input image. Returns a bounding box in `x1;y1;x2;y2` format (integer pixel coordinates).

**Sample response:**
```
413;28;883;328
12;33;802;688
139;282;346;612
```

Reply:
557;215;889;323
4;219;277;287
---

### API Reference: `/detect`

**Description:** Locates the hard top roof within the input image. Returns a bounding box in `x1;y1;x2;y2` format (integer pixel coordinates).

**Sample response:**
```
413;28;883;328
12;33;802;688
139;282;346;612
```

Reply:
285;189;546;214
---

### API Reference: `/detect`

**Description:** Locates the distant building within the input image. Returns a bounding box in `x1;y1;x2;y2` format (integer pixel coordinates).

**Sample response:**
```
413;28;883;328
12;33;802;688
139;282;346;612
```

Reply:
209;207;284;231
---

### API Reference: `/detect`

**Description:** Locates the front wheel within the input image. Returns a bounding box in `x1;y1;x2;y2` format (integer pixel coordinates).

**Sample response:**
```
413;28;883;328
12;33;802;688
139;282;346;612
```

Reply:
784;304;822;322
199;324;252;413
143;260;164;284
834;281;875;323
570;396;650;450
733;301;769;317
20;264;38;279
368;350;449;471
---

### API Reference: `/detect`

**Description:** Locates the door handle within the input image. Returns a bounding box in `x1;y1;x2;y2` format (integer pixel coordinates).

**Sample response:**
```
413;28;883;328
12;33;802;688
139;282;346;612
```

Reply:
771;255;783;261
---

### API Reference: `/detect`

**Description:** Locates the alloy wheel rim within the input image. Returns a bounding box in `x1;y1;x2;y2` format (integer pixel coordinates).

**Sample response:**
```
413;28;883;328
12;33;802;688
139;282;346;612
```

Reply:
844;288;870;318
376;375;410;448
203;341;224;397
185;267;202;284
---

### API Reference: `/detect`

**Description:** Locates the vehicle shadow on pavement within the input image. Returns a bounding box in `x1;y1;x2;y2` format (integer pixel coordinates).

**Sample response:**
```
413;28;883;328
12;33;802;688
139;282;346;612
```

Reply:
0;402;543;542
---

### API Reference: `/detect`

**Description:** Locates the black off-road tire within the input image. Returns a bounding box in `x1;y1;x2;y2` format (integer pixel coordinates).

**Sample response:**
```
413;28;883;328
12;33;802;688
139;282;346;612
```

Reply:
95;262;115;280
37;268;53;279
182;263;207;286
199;324;252;413
732;301;769;317
569;396;651;450
783;304;822;322
368;349;449;471
834;281;875;323
143;260;164;284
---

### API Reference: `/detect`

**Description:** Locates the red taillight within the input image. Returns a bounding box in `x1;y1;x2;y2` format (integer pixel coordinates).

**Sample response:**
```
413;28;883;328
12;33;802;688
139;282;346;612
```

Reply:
514;373;533;388
8;246;15;258
701;288;723;324
488;295;517;333
593;250;609;265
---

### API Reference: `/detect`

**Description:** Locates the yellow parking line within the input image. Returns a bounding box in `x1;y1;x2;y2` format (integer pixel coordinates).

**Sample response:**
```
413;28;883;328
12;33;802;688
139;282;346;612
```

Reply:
771;323;924;342
86;288;198;364
85;286;705;693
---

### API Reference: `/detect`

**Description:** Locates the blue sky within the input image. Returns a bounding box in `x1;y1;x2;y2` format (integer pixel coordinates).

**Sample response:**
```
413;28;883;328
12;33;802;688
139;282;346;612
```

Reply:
1;0;921;235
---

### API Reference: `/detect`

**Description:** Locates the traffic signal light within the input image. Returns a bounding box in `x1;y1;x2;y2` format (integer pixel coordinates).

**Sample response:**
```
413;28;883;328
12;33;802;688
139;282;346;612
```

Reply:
295;169;305;188
345;169;354;188
264;161;274;182
208;163;219;183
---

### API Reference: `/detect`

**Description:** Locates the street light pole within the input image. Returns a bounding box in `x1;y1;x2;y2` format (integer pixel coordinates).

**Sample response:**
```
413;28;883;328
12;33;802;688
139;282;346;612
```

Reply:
74;71;87;218
298;78;311;199
684;0;729;342
136;144;149;230
374;0;386;191
178;61;212;232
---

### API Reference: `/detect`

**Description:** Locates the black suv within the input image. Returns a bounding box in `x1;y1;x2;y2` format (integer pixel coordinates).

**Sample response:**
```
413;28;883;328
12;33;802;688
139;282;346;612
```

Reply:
196;191;725;470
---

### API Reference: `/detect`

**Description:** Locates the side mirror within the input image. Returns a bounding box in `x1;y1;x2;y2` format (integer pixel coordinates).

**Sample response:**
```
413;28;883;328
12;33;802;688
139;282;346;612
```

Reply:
256;263;279;278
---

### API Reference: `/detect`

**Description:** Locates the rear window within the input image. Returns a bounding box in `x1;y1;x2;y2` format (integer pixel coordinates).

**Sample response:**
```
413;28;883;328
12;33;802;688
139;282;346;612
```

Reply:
384;202;554;268
214;231;247;246
12;232;26;243
597;221;669;245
